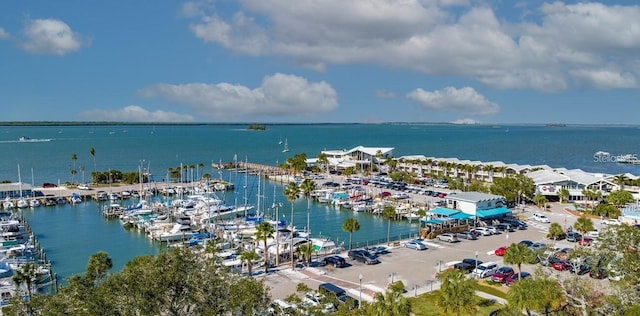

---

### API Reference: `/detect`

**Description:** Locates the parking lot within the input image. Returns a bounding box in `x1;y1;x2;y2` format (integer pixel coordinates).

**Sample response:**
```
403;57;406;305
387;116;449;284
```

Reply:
264;204;608;302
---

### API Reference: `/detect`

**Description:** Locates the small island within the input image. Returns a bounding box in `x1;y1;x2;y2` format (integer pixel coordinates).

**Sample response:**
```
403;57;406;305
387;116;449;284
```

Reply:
248;123;266;131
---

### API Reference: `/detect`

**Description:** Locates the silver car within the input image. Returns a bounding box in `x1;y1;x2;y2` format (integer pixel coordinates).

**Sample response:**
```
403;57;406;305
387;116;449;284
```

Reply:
405;240;428;250
436;233;459;243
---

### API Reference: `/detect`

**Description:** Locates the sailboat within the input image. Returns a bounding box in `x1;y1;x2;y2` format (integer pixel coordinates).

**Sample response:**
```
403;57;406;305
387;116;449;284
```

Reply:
278;136;283;145
282;138;289;153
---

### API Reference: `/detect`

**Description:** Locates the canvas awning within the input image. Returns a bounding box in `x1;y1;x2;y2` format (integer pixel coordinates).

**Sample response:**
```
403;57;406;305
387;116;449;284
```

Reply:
476;207;512;219
428;207;460;217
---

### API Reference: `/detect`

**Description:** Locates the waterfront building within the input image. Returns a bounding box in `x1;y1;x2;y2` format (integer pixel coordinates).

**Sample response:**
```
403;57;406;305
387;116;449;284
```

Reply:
0;182;33;199
306;146;394;170
444;192;510;220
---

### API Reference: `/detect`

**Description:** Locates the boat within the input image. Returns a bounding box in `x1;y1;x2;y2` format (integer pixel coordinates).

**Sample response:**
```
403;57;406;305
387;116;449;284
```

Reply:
616;154;639;164
154;223;194;242
71;193;82;204
16;198;28;209
310;237;342;255
29;199;41;208
282;138;289;153
18;136;51;142
2;198;14;210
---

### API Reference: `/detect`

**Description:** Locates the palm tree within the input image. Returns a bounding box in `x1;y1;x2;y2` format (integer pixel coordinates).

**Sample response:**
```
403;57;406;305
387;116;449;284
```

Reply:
239;250;261;277
296;243;314;267
89;147;96;183
436;269;477;316
255;221;274;274
573;215;594;244
613;173;628;191
197;162;204;180
547;222;564;247
300;179;316;239
557;188;570;203
342;218;360;251
283;181;300;269
533;194;548;208
371;285;412;316
12;262;39;312
71;153;78;184
503;242;535;281
382;206;396;245
317;152;329;174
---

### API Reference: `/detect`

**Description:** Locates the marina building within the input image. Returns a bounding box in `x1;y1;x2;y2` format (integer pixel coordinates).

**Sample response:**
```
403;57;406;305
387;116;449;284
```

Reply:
307;146;394;170
0;182;33;199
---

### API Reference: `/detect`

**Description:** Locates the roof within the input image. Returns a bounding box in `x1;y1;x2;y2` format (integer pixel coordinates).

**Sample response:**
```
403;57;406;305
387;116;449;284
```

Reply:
346;146;394;157
0;182;33;192
428;207;460;216
449;212;473;220
446;192;504;203
476;207;512;219
527;169;570;185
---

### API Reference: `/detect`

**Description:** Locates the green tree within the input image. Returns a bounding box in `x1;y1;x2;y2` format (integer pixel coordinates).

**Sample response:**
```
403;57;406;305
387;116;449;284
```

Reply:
503;243;535;281
606;190;634;208
342;218;361;251
300;179;316;239
296;243;314;267
490;174;535;204
11;262;40;314
573;215;595;244
436;268;477;316
557;188;570;203
508;276;564;316
85;251;113;285
371;282;411;316
89;147;96;183
382;206;396;245
239;250;261;277
317;152;329;173
284;181;300;269
547;222;565;246
255;221;274;274
71;153;78;184
533;194;548;208
613;173;628;191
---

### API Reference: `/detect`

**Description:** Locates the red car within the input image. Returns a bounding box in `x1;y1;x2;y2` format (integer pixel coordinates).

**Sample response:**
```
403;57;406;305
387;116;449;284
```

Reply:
491;266;515;283
494;246;507;256
577;237;593;246
378;191;392;198
552;260;571;271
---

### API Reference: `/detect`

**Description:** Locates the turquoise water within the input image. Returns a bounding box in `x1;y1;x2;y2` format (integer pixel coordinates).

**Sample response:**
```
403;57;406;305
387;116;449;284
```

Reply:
2;123;640;281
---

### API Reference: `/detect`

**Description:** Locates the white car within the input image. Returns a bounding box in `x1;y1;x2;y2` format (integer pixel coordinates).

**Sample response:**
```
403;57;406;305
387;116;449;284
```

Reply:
472;262;499;278
532;213;550;223
77;184;92;190
473;227;492;236
602;218;622;225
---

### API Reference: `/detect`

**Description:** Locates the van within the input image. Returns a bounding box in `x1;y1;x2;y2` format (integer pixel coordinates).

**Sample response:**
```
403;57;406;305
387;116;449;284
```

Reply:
318;283;359;309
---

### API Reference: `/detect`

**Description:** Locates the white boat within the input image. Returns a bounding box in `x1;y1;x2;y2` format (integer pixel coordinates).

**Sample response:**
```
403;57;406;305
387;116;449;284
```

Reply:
108;192;119;201
282;138;289;153
16;198;28;209
29;199;41;208
310;238;342;255
71;193;83;204
18;136;51;142
154;223;194;242
2;198;14;210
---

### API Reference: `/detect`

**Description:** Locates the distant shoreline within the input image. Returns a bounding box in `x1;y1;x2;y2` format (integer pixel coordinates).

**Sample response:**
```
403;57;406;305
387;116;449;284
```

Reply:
0;121;638;128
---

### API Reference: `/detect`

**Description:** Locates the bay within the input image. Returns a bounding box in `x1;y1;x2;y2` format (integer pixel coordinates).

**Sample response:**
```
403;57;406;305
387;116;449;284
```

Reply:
2;123;640;282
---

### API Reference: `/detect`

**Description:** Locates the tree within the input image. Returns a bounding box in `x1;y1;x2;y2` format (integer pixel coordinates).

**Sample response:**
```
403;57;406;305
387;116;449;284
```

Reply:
508;276;565;316
255;221;274;274
606;190;634;208
573;215;594;244
89;147;96;183
284;181;300;269
239;250;260;277
342;218;360;251
381;206;396;245
613;173;628;191
371;282;411;316
547;222;565;246
532;194;548;208
317;152;329;173
300;179;316;239
71;153;78;184
490;175;535;204
503;243;535;281
85;251;113;285
11;262;40;314
436;268;477;316
557;188;570;203
296;243;313;267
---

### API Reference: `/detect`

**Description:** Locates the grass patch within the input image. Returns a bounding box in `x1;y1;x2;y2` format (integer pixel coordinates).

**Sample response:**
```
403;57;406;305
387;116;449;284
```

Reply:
409;290;505;316
477;283;508;299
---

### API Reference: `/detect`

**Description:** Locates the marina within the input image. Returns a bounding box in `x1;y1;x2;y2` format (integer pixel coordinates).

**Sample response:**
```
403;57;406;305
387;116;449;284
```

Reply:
0;123;638;292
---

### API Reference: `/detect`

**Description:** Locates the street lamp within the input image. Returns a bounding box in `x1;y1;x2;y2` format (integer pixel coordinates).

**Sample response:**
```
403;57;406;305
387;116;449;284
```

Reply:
389;272;395;285
475;251;479;278
358;273;363;308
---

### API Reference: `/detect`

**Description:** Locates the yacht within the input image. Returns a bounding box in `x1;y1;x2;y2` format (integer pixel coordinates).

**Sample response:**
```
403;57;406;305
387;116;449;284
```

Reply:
29;199;41;208
16;198;28;209
2;198;14;210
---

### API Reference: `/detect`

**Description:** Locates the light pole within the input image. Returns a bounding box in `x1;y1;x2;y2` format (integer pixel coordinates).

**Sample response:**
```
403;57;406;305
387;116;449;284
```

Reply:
274;202;282;266
505;233;509;247
475;251;479;278
389;272;395;285
358;273;363;308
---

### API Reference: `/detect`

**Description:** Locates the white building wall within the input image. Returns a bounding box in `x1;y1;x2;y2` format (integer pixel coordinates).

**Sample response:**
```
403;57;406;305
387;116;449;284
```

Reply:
458;201;477;216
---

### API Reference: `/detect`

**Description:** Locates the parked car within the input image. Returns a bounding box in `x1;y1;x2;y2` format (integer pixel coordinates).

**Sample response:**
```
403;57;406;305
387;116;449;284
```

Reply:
519;240;534;247
404;240;428;251
436;233;459;243
77;184;92;190
456;231;478;240
322;255;347;268
491;266;515;283
450;262;474;273
589;267;608;279
602;218;622;225
570;262;591;275
566;232;583;242
348;250;380;264
577;237;594;246
302;292;335;313
505;272;531;286
473;227;492;236
472;262;499;278
532;213;550;223
552;260;572;271
506;219;528;230
496;223;515;232
485;226;501;234
494;246;507;256
364;245;388;255
462;258;483;268
319;283;358;309
529;242;547;252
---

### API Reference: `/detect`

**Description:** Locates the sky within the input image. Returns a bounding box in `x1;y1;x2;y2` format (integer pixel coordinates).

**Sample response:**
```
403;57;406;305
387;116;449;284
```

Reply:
1;0;639;124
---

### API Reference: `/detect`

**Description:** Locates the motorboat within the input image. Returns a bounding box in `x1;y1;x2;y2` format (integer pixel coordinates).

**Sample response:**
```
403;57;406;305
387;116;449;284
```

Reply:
2;198;14;210
71;193;83;204
16;198;28;209
154;223;194;242
29;199;41;208
18;136;51;142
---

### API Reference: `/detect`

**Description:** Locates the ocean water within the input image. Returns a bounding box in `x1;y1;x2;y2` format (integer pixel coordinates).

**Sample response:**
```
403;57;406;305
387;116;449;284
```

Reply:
2;123;640;281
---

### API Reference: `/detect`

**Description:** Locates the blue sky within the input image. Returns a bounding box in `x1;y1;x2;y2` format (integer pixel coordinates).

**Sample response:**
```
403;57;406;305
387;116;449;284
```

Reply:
1;0;639;124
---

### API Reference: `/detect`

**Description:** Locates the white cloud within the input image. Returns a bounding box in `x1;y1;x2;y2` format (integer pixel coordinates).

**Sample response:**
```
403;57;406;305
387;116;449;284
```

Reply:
20;18;85;55
78;105;195;122
406;86;499;116
137;73;338;120
0;27;9;39
375;89;396;99
570;69;637;90
186;1;640;91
